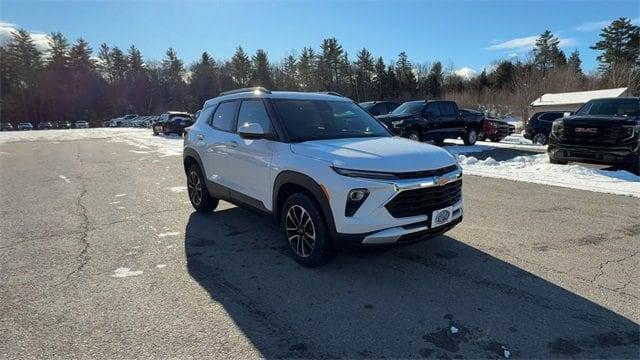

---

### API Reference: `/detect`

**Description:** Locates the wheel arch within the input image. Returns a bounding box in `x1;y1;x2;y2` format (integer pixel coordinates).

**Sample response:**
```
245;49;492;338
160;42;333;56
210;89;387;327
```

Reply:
183;147;206;177
273;171;337;235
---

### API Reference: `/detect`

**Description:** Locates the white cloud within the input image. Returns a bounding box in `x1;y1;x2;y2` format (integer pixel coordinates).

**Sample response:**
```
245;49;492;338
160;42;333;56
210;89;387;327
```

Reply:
0;21;50;51
576;17;640;32
485;35;576;51
454;67;477;80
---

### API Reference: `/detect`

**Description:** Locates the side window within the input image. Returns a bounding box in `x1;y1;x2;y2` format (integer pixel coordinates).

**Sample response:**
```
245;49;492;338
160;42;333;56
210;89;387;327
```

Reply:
425;103;441;116
210;101;238;132
196;106;215;124
236;100;273;133
372;103;386;115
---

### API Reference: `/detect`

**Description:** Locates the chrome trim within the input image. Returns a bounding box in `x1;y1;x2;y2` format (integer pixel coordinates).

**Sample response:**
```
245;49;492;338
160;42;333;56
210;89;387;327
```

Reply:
361;199;463;245
390;167;462;193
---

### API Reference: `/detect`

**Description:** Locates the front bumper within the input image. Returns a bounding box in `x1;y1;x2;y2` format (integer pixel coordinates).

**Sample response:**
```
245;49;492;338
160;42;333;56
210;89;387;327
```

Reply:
548;143;639;165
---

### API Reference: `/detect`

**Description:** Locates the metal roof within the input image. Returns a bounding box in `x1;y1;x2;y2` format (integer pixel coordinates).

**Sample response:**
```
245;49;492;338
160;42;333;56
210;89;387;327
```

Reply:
531;87;628;107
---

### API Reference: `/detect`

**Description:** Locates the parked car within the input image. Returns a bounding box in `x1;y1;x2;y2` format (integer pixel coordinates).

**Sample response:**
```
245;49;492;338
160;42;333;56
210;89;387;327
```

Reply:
17;122;33;130
377;100;482;145
478;116;516;142
359;101;400;116
548;97;640;174
38;122;53;130
184;87;463;266
153;111;193;135
1;123;14;131
74;121;89;129
110;114;139;127
524;111;565;145
56;121;71;129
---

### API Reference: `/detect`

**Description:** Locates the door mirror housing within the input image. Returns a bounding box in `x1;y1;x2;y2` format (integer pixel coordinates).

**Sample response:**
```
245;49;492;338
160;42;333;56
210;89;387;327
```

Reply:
237;122;273;140
563;112;573;118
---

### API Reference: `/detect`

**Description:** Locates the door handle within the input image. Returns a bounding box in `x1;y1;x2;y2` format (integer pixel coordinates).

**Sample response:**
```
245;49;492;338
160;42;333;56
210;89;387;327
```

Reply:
196;133;204;141
227;141;238;148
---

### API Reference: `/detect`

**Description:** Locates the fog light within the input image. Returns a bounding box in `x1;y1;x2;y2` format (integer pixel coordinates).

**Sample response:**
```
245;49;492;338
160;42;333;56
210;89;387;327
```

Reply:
345;189;369;217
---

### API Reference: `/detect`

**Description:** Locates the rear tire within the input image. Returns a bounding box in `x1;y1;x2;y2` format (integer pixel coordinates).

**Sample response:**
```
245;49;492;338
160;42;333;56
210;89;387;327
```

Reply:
187;163;218;213
463;128;478;145
281;193;335;267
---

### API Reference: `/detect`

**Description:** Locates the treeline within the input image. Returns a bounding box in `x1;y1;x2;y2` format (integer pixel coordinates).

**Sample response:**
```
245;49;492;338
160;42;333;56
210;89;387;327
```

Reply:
0;17;638;125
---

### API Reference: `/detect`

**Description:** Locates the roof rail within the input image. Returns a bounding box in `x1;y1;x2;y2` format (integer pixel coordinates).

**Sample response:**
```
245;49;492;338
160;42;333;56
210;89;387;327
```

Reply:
219;87;271;97
315;91;343;97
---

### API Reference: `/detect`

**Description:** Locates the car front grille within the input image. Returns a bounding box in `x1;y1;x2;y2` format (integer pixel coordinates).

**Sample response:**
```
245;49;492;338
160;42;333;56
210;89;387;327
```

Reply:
392;164;458;179
558;124;623;146
385;180;462;218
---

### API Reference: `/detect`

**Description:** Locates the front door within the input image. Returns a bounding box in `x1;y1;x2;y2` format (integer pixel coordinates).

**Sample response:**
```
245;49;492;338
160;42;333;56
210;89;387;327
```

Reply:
224;99;275;210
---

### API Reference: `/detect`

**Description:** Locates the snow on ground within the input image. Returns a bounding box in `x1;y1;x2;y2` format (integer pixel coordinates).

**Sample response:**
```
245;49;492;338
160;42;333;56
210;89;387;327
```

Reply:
1;128;637;198
457;153;640;198
0;128;183;157
111;267;143;278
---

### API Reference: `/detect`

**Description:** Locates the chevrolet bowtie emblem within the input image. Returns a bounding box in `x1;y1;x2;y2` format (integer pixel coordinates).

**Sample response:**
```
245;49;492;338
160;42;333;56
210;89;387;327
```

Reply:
435;177;450;186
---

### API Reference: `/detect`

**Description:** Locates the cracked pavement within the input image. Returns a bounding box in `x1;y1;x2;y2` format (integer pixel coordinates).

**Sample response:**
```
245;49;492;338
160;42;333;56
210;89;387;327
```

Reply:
1;137;638;358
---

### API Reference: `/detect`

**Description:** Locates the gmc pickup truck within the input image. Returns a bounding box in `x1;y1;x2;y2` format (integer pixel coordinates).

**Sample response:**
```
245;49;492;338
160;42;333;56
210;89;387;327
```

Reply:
548;97;639;175
377;100;483;145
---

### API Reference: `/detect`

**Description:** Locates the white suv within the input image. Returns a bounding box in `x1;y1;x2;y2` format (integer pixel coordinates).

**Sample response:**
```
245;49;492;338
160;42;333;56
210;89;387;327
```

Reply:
183;88;463;266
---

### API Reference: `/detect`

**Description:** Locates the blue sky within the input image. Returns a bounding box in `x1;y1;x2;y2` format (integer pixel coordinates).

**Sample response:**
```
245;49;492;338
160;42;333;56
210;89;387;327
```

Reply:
0;0;638;75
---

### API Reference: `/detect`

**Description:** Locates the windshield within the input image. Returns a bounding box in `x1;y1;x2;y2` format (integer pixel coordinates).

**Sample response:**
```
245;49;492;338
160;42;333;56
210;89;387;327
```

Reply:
272;99;390;142
391;101;425;116
575;98;639;117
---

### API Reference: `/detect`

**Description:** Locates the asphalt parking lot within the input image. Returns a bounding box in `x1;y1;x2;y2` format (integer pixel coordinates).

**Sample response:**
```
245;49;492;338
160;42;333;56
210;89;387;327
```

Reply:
1;137;638;359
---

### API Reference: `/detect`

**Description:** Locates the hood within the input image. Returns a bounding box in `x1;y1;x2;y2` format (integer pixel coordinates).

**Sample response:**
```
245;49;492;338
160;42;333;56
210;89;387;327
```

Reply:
290;137;457;172
376;113;418;122
562;115;640;126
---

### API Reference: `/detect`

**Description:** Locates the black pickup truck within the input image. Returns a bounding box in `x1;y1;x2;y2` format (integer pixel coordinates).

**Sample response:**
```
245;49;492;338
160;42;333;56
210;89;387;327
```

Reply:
548;97;639;174
377;100;483;145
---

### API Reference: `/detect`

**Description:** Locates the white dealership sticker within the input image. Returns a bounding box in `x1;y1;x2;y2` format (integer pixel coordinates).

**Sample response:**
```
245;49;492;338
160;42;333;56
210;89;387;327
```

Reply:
431;206;453;228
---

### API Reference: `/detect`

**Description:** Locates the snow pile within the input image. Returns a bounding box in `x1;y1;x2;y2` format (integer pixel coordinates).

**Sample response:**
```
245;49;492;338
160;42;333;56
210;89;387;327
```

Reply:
0;128;183;157
457;153;640;197
111;267;143;278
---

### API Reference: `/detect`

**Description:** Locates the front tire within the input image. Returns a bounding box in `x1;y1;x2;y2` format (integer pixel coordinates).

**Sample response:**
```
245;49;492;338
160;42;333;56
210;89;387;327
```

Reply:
187;163;218;212
549;156;568;165
405;129;422;142
463;128;478;145
532;132;548;145
281;193;334;267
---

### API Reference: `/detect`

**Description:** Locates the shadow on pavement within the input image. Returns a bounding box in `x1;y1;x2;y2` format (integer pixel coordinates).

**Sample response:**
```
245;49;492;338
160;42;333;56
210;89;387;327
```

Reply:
184;209;639;359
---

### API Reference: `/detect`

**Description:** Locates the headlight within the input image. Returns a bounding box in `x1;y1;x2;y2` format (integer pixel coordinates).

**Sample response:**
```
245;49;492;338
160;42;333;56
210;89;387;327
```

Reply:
332;167;398;180
621;125;638;141
391;120;404;127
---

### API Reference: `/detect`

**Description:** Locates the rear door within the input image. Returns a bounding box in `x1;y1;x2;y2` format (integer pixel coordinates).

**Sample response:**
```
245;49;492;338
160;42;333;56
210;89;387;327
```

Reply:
421;102;441;139
438;102;462;138
200;101;240;190
224;99;276;209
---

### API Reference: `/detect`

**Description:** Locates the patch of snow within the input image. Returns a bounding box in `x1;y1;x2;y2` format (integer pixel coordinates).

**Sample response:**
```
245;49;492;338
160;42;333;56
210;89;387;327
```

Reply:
503;349;511;359
0;128;183;157
167;186;187;193
111;267;143;278
116;206;126;210
109;201;120;205
450;326;459;334
115;193;127;197
158;231;180;238
166;244;176;249
58;175;71;183
156;264;167;268
458;154;640;197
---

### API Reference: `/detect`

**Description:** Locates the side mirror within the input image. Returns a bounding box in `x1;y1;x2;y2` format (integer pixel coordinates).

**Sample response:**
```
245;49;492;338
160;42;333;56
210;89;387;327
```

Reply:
563;112;573;118
238;122;273;140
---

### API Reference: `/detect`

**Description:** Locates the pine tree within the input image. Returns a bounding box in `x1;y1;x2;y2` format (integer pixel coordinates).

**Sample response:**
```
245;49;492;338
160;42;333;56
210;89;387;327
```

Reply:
318;38;344;90
231;46;251;87
250;49;274;89
533;30;564;76
190;52;218;105
281;54;298;90
109;47;128;83
6;29;44;122
373;57;387;99
567;50;583;75
46;32;70;70
161;48;187;108
395;52;417;99
591;17;640;70
354;48;374;101
426;61;443;98
298;47;316;90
